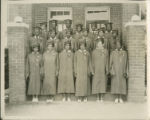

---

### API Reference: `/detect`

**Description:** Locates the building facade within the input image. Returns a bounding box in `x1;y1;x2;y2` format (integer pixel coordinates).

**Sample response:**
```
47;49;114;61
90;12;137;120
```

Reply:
7;2;146;103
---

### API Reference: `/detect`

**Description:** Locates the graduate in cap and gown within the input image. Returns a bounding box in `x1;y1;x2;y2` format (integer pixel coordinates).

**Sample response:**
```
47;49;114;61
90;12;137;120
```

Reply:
26;42;43;102
59;19;73;40
109;41;128;103
88;22;98;41
74;41;93;102
73;24;83;48
49;20;61;39
62;29;77;52
58;41;75;102
110;30;120;52
78;28;93;52
93;29;108;50
47;29;63;53
92;39;109;102
42;41;59;103
28;26;44;54
39;22;48;51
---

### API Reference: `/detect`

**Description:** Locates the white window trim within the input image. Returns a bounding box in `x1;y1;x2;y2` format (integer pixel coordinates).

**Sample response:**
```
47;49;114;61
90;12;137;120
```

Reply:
47;7;72;31
85;6;110;26
47;7;72;20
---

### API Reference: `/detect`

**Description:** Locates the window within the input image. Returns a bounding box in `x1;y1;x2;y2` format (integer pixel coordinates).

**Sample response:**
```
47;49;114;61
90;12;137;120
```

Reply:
85;7;110;32
47;7;72;31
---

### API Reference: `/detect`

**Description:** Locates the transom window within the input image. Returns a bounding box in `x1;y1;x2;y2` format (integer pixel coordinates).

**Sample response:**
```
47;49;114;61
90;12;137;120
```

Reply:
47;7;72;31
85;7;110;32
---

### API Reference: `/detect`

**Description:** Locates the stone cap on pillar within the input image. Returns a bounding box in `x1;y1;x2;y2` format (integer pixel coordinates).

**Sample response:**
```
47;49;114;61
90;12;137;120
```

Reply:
7;16;29;28
125;15;146;28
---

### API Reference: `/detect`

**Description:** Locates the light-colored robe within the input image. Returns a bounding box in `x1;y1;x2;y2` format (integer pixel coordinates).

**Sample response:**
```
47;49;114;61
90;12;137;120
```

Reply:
92;48;109;94
109;49;128;95
58;50;75;94
74;49;93;96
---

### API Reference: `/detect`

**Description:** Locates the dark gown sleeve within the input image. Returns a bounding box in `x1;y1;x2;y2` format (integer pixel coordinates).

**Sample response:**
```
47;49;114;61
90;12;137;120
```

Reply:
88;52;94;75
40;54;44;78
56;53;59;76
124;51;129;78
105;50;109;75
91;51;95;74
25;55;30;80
109;51;115;76
74;52;77;77
72;53;75;77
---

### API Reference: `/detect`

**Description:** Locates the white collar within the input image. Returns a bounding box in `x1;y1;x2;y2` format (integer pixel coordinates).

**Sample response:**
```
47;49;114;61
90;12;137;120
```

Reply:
34;36;40;39
49;37;57;40
65;37;72;40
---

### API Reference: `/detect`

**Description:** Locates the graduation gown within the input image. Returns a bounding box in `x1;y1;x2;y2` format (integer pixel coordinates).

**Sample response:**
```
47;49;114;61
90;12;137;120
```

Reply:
41;30;48;51
74;49;93;96
47;37;63;53
58;50;75;94
42;50;58;95
109;49;128;95
92;48;109;94
28;36;44;54
78;37;93;52
62;37;77;52
93;36;108;50
26;52;43;95
88;31;97;41
73;32;83;48
58;28;73;40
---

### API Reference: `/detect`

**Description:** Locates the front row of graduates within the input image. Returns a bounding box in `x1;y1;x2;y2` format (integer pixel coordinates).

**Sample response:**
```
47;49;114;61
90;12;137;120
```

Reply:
26;37;128;103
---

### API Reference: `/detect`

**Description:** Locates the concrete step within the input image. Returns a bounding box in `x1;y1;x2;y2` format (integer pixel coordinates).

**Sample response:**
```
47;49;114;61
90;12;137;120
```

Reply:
26;93;127;102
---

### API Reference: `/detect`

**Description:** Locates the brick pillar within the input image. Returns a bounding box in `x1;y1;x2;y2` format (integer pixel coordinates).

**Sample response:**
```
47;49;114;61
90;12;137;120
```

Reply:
8;22;29;103
125;21;146;102
122;3;139;48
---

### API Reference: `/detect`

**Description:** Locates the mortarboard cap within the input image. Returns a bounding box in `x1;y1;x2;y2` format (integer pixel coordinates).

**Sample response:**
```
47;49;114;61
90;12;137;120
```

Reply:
64;40;71;46
64;19;72;24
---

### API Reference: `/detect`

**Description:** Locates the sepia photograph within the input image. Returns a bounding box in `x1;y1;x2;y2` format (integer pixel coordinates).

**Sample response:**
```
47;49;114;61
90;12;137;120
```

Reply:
1;0;149;119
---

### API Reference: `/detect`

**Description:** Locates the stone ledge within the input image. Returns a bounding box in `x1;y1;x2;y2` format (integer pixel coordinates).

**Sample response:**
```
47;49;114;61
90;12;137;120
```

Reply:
125;21;146;28
7;22;29;28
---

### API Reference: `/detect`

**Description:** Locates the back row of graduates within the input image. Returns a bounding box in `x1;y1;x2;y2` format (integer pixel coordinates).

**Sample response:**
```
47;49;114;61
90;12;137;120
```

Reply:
26;19;128;103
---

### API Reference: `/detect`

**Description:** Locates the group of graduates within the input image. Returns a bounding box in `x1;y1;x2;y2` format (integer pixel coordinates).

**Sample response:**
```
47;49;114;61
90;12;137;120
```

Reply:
26;19;128;103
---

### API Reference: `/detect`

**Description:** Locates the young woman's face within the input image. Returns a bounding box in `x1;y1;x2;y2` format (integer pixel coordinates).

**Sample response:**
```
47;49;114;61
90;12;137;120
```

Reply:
66;32;71;38
97;41;103;49
112;32;117;37
66;23;71;28
80;44;85;50
34;29;40;36
52;23;56;29
91;24;96;31
95;30;99;35
51;31;56;38
107;25;112;32
65;44;70;50
116;42;121;49
47;44;53;50
41;25;46;30
77;26;82;32
83;31;88;36
99;31;104;36
33;47;39;52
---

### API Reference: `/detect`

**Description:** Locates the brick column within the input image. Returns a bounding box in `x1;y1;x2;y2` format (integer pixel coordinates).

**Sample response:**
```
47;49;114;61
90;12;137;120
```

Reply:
122;3;139;48
125;21;146;102
8;22;29;103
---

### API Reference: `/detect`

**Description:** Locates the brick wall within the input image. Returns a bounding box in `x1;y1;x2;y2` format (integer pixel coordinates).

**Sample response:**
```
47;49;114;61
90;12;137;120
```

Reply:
32;3;122;34
122;3;139;47
126;22;146;102
8;4;32;35
7;23;29;103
